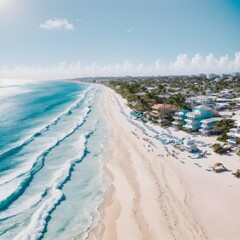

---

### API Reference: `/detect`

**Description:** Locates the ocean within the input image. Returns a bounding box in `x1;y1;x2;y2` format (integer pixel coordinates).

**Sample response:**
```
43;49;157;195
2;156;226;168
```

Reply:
0;80;110;240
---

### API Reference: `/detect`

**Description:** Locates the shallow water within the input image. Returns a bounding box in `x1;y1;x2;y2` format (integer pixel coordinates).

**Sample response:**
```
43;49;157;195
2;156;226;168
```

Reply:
0;80;109;240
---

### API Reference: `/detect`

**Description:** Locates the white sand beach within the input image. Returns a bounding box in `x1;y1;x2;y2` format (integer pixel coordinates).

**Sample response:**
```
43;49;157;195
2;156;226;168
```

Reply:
90;86;240;240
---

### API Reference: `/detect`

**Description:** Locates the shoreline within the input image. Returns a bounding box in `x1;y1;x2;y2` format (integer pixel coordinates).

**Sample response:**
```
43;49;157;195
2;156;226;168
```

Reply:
90;85;207;240
88;84;240;240
88;87;120;240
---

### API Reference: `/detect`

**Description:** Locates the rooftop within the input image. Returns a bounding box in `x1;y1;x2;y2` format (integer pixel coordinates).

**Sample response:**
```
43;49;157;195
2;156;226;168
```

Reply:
152;104;177;111
200;117;222;124
176;109;190;115
135;92;146;96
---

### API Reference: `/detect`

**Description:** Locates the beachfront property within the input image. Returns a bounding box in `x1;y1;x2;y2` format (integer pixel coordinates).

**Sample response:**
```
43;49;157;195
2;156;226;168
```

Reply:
172;110;190;128
218;90;234;99
227;123;240;146
199;117;222;135
183;107;215;131
186;95;215;107
151;103;177;123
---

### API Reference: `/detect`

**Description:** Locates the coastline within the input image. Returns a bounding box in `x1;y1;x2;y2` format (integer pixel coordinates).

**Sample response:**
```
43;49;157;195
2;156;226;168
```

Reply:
90;85;207;240
88;84;240;240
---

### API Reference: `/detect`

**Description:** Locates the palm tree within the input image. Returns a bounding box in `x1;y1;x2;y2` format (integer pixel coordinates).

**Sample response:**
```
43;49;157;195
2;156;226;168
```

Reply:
157;84;166;94
228;102;237;110
213;119;235;134
170;94;186;110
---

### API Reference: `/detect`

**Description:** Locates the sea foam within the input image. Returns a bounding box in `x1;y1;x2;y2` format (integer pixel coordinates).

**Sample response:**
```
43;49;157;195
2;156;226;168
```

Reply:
14;129;95;240
0;86;91;160
0;82;108;240
0;104;92;211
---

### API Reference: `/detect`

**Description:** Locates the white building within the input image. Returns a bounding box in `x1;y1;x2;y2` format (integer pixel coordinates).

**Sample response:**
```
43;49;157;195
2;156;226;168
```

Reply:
231;72;240;77
227;123;240;146
199;117;222;134
207;73;219;79
198;73;207;78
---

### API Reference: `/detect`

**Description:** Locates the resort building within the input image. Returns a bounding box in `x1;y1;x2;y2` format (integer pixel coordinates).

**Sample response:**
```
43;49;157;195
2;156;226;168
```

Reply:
199;117;222;135
172;110;190;128
207;73;219;79
151;104;178;123
183;107;215;131
227;123;240;146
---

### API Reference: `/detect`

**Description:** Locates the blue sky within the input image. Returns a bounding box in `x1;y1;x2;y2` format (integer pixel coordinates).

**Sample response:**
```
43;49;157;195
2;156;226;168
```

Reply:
0;0;240;78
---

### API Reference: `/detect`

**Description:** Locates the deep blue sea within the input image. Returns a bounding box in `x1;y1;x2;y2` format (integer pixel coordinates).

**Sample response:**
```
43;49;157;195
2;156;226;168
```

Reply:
0;80;110;240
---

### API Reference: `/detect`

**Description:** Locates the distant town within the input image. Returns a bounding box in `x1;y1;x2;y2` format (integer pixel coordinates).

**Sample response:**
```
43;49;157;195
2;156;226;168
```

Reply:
76;72;240;157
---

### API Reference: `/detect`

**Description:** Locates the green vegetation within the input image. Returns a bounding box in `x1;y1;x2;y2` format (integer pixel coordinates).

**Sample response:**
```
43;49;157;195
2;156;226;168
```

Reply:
108;79;191;119
214;119;235;142
160;120;173;127
107;75;240;113
168;94;187;110
228;102;237;110
212;143;232;154
96;75;240;136
217;133;229;142
76;75;240;154
212;143;222;151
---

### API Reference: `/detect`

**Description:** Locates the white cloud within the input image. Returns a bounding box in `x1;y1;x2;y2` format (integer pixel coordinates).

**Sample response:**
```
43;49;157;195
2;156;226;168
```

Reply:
170;53;189;71
0;52;240;80
40;18;74;30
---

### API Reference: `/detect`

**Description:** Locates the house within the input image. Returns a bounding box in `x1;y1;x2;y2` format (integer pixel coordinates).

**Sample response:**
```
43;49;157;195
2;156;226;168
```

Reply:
227;123;240;146
199;117;222;135
151;104;178;122
129;101;138;107
172;110;190;128
215;98;232;103
135;92;146;97
186;95;216;108
146;86;158;92
219;90;233;99
151;104;177;116
215;103;228;111
183;107;215;131
157;93;171;98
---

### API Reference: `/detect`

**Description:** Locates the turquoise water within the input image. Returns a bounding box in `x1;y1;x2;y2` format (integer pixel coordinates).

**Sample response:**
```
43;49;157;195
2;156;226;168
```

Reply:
0;80;110;240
